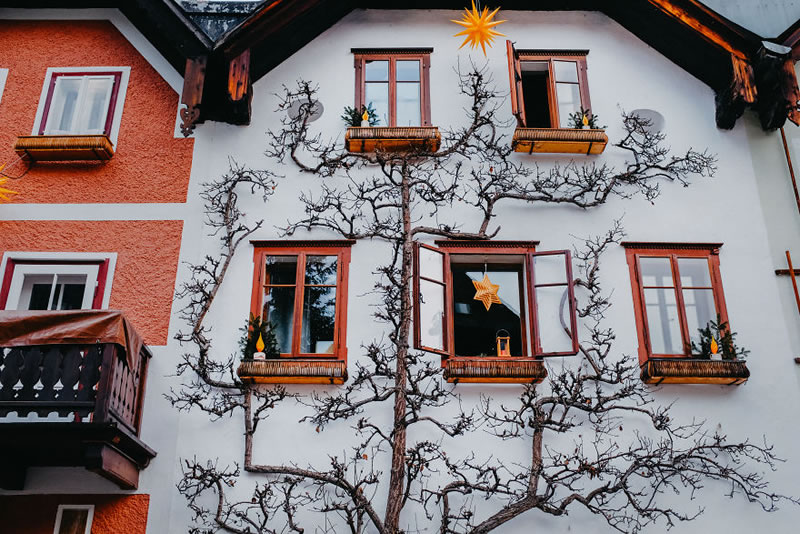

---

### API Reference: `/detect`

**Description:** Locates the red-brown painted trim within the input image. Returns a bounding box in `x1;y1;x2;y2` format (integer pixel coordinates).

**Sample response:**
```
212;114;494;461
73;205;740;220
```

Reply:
435;240;540;248
353;51;431;126
621;241;723;250
250;239;356;247
624;245;730;365
38;71;123;136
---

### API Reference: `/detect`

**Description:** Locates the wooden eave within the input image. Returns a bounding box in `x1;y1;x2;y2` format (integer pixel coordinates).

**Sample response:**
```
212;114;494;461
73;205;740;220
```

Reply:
9;0;793;130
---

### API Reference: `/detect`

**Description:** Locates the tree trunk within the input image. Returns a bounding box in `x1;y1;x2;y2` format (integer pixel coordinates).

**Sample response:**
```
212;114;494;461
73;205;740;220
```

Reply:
384;168;413;533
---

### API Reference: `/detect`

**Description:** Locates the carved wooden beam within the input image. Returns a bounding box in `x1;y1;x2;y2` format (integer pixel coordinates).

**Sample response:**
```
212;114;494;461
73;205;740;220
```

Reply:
180;56;207;137
754;45;800;130
715;54;756;129
226;48;252;125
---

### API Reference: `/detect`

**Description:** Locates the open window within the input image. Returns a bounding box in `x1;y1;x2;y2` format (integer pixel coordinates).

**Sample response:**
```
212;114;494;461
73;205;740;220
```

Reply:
624;242;750;384
506;41;607;154
413;241;578;383
0;258;111;311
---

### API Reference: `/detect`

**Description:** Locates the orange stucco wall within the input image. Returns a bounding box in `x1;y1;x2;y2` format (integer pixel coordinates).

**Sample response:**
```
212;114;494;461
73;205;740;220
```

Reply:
0;20;193;204
0;494;149;534
0;220;183;345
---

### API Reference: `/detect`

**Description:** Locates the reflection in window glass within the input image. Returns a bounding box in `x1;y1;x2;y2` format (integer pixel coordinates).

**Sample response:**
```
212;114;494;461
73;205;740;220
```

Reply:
639;257;673;287
301;256;338;353
643;287;683;354
678;258;712;287
45;76;114;135
22;274;87;311
365;60;389;81
263;256;298;353
452;264;523;357
553;61;579;83
684;288;716;348
365;82;389;126
556;82;581;127
396;82;420;126
419;278;445;351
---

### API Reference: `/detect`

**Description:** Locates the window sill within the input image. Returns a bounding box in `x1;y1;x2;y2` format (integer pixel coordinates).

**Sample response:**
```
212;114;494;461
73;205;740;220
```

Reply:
640;358;750;385
237;359;347;385
443;358;547;384
512;127;607;155
345;126;441;153
14;134;115;161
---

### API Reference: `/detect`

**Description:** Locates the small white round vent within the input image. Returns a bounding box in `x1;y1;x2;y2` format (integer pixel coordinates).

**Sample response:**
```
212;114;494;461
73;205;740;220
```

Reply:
631;109;665;133
287;99;324;123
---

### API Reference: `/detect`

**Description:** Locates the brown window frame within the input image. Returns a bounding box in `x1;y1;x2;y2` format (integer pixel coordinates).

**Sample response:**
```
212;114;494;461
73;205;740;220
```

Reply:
412;240;579;367
506;41;591;129
352;48;432;127
250;240;354;361
623;242;730;365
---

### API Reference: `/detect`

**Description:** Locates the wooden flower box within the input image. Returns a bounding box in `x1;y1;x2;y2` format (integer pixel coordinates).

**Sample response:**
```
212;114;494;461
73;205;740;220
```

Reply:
345;126;441;153
443;358;548;384
640;358;750;385
512;127;608;155
237;359;348;385
14;134;115;161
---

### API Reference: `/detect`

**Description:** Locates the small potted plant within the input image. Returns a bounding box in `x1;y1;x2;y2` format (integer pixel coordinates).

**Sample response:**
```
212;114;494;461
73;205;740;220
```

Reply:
240;313;280;360
341;103;379;127
567;107;605;130
691;315;749;361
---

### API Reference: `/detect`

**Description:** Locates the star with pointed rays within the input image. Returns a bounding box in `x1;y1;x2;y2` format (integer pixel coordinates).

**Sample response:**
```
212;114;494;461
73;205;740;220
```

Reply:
472;273;502;311
451;1;506;56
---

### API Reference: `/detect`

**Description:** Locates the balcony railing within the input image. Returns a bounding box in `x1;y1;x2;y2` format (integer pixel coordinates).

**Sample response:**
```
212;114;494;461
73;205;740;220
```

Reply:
0;310;155;490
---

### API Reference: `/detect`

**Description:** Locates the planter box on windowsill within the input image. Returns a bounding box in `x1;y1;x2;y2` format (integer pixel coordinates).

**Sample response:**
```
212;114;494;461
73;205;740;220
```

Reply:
345;126;441;153
512;128;607;155
14;134;115;161
237;359;347;385
443;358;547;384
640;358;750;385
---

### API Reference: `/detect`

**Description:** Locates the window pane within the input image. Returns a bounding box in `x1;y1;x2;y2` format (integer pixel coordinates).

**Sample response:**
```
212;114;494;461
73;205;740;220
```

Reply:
536;285;572;353
643;287;683;354
418;247;444;282
684;288;717;349
452;267;522;357
533;254;567;285
396;82;420;126
262;286;295;353
301;286;336;353
365;82;389;126
678;258;712;287
556;82;581;127
59;284;86;310
419;279;445;351
639;257;673;287
265;256;297;285
28;282;53;310
364;60;389;81
396;60;420;81
77;77;112;133
48;77;82;133
305;255;337;285
553;61;579;83
57;508;89;534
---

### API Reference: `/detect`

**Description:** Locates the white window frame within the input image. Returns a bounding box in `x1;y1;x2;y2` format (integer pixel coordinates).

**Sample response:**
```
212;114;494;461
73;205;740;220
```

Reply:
1;252;117;310
53;504;94;534
0;68;8;106
32;66;130;147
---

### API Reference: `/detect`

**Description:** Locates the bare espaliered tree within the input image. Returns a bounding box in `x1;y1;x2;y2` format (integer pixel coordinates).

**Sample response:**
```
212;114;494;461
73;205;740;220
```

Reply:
169;65;796;534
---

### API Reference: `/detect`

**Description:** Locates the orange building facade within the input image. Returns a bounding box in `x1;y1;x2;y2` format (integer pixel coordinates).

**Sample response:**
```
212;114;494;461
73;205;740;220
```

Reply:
0;16;192;534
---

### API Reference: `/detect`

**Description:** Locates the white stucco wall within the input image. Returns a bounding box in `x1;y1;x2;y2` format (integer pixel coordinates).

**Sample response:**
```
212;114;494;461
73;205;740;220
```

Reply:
5;9;800;534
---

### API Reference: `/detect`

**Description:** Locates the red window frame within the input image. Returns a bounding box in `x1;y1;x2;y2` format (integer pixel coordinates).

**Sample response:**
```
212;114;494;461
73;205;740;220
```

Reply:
250;241;353;361
38;71;123;136
506;41;591;128
623;242;730;365
412;240;579;367
0;258;110;310
353;48;432;127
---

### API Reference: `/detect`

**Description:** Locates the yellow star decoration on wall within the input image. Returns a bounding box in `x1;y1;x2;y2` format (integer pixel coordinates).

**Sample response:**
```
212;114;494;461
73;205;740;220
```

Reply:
451;1;506;56
0;165;19;202
473;273;502;311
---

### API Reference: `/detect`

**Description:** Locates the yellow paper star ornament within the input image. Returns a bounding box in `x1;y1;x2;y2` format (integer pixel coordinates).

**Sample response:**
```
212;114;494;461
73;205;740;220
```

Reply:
472;273;502;311
0;165;19;202
451;1;506;56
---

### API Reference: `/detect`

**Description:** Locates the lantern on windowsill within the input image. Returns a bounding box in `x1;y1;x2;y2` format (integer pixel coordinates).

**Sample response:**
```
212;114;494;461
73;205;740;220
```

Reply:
496;329;511;357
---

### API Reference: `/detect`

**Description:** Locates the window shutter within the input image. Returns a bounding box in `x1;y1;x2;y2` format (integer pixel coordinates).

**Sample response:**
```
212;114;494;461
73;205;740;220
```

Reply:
529;250;578;356
413;243;450;355
506;40;526;127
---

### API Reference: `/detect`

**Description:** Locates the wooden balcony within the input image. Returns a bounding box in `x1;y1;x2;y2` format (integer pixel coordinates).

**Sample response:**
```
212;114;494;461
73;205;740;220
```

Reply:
0;311;155;490
640;358;750;385
14;135;115;161
512;128;608;155
345;126;441;153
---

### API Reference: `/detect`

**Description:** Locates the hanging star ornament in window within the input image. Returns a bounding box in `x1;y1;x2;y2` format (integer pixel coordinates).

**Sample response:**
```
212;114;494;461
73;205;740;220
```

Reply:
473;273;502;311
451;1;506;56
